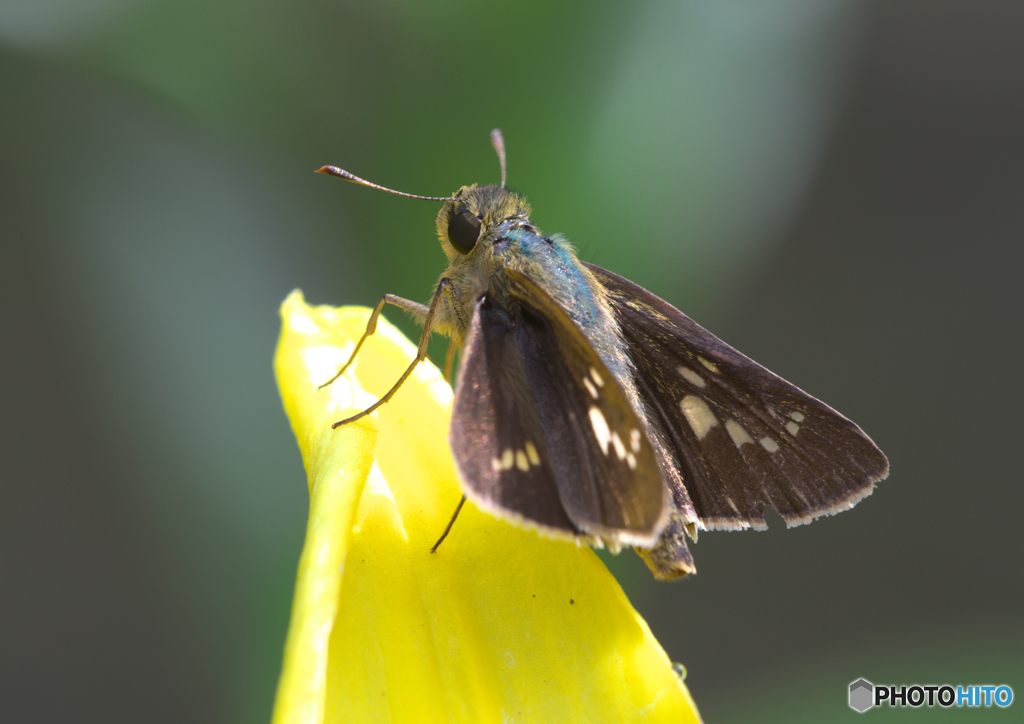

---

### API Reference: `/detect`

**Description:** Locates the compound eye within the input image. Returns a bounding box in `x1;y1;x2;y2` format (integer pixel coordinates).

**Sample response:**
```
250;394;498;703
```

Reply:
447;210;482;255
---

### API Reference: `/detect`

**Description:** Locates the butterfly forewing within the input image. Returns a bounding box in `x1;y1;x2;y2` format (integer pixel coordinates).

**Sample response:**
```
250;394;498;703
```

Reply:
450;269;667;546
448;296;579;538
586;264;889;531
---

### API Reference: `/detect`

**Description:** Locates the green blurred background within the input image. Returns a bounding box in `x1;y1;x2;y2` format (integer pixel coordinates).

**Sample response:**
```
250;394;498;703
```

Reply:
2;1;1021;722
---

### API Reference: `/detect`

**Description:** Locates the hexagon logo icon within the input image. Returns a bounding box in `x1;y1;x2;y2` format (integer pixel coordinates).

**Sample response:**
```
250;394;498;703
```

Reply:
849;678;874;712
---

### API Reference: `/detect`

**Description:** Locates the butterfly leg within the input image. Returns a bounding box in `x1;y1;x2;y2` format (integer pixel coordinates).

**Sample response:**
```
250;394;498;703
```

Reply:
331;279;453;428
430;495;467;553
319;293;430;390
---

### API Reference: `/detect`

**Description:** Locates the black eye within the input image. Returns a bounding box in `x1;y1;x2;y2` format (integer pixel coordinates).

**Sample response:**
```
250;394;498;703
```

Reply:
447;210;482;255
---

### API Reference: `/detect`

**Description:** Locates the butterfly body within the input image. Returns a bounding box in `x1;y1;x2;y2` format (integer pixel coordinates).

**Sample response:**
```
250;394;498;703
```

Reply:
320;131;889;581
431;184;625;370
432;184;672;553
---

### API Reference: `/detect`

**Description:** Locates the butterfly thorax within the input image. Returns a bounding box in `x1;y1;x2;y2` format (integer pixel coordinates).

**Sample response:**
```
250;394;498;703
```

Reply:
433;185;634;388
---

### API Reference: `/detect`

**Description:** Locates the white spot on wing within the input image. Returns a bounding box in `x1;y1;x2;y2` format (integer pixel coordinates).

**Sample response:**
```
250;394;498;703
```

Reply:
760;436;779;453
630;428;642;453
492;447;516;472
678;366;706;388
725;419;753;448
786;421;800;436
611;432;627;460
589;406;612;454
697;356;719;373
494;444;541;472
681;395;718;439
589;367;605;387
789;411;805;422
583;376;598;399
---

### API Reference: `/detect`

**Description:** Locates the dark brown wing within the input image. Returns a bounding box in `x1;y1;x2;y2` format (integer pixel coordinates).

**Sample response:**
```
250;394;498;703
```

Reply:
449;269;667;546
586;263;889;531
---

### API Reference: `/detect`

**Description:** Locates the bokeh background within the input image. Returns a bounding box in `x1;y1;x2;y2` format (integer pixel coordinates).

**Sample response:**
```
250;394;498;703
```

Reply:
2;1;1021;722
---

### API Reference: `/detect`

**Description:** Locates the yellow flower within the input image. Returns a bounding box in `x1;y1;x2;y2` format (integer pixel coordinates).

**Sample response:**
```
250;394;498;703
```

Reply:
272;290;702;724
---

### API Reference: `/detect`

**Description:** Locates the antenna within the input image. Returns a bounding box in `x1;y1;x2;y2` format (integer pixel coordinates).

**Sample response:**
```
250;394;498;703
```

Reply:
315;166;454;201
490;128;507;188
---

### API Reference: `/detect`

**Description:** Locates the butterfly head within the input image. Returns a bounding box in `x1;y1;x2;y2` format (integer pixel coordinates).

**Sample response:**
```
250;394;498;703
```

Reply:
437;184;536;261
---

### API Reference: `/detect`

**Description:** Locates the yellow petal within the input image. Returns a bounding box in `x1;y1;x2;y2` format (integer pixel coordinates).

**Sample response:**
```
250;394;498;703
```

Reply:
272;290;702;724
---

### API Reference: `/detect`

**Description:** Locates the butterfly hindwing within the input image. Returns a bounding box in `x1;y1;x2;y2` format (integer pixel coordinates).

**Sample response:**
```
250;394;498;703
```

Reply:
586;263;889;531
450;268;667;546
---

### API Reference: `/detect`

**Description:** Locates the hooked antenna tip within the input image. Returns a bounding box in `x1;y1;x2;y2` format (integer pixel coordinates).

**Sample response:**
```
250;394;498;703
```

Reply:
316;164;454;202
490;129;507;188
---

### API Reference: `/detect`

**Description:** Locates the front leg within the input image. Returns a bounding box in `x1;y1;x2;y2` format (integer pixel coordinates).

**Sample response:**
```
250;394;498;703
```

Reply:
318;293;430;390
331;279;454;428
